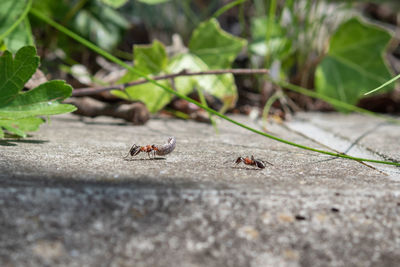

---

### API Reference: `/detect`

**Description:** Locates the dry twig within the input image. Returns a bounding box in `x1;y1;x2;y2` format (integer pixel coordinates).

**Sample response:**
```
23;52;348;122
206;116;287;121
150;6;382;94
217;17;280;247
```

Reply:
72;69;269;96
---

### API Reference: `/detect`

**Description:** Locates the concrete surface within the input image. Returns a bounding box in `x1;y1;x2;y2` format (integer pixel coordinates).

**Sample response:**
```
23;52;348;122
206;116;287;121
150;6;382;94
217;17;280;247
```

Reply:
1;112;400;267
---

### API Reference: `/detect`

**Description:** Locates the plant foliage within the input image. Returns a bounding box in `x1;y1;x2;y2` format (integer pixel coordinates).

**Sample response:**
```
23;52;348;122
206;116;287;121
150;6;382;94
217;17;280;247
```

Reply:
0;46;76;138
315;18;393;110
0;0;32;53
112;18;246;113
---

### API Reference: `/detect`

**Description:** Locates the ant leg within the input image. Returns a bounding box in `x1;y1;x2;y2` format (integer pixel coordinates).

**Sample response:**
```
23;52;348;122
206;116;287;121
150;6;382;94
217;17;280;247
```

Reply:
234;157;243;167
263;160;273;166
124;144;138;158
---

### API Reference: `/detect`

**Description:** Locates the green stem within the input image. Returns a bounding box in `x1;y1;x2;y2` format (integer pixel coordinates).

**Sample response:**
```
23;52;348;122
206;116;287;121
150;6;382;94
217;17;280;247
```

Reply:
265;0;277;67
196;87;219;133
262;90;281;124
180;0;199;26
0;0;32;42
62;0;89;25
212;0;247;19
30;8;400;167
364;73;400;95
23;17;34;46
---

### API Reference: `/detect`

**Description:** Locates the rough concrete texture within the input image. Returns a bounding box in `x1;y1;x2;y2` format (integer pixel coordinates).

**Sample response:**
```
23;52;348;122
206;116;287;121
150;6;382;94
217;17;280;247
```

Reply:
1;113;400;267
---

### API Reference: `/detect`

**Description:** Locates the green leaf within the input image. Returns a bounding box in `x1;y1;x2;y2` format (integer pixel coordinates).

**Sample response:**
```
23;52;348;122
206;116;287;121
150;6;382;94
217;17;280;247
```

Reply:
112;80;172;113
113;19;245;112
0;0;29;41
168;53;237;107
0;46;39;106
0;46;76;138
3;17;34;53
72;1;129;50
249;16;292;60
0;117;44;138
0;80;76;119
115;41;172;113
189;18;247;68
133;40;168;75
315;18;393;109
101;0;128;8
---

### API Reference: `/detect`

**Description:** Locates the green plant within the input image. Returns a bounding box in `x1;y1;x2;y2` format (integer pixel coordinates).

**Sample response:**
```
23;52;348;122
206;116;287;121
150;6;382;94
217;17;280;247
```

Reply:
30;7;400;167
2;0;400;167
315;18;393;110
0;46;76;138
0;0;129;54
250;0;395;110
112;19;246;113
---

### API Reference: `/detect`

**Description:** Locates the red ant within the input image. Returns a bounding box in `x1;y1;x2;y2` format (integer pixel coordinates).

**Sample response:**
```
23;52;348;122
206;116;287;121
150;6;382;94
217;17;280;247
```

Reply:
125;137;176;159
126;144;158;158
234;155;272;169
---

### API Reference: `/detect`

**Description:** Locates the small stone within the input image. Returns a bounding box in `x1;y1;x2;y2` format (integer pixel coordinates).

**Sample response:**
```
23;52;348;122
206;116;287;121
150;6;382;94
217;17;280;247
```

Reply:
278;213;294;223
31;240;65;260
237;225;259;240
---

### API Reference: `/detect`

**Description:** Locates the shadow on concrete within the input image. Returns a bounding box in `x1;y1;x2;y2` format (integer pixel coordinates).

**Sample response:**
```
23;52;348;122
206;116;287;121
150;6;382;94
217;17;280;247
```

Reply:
123;157;166;161
0;159;232;191
0;139;48;147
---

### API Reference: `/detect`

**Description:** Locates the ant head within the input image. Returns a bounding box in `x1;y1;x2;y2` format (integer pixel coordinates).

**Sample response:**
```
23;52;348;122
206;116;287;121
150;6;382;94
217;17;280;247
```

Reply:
235;157;243;164
129;144;141;156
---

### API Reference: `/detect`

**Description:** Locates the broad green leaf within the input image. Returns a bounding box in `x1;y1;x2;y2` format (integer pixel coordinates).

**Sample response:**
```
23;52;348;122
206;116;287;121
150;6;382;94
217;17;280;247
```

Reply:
137;0;171;4
168;53;237;107
0;80;76;119
133;40;168;75
117;40;167;84
114;18;244;112
72;1;129;50
3;18;34;54
0;46;39;106
315;18;393;109
2;124;26;137
112;80;172;113
189;18;247;68
0;46;76;138
0;0;29;41
101;0;128;8
249;16;292;60
115;41;176;113
0;117;44;138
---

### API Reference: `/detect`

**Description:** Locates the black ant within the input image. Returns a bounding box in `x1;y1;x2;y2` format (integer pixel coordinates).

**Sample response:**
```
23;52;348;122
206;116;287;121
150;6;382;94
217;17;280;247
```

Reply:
234;155;273;169
125;137;176;159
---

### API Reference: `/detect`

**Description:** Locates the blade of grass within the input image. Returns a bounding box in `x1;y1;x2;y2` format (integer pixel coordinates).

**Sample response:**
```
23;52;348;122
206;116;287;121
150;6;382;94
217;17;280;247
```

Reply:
262;90;281;126
265;0;277;67
212;0;247;19
364;73;400;96
23;17;34;46
30;8;400;167
0;0;32;42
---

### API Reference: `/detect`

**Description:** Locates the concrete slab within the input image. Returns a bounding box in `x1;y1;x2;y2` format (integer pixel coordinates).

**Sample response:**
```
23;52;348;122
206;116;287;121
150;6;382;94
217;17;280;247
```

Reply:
1;113;400;266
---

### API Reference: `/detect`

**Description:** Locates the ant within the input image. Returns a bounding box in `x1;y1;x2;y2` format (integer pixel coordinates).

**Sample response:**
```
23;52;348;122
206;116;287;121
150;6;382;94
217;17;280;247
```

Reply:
126;144;158;159
234;155;273;169
125;137;176;159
